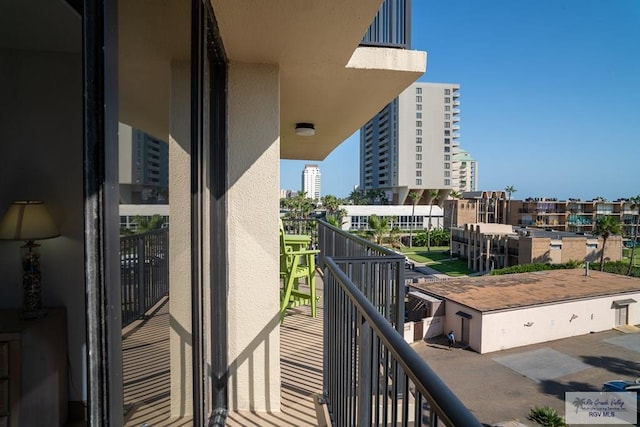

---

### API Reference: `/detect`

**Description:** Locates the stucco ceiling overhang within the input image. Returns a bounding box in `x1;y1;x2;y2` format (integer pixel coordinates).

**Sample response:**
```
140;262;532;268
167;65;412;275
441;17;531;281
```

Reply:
117;0;426;158
212;0;427;160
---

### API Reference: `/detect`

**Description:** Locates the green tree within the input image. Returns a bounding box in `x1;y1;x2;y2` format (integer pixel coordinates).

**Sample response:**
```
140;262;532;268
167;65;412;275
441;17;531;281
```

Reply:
627;195;640;274
321;194;339;215
367;214;389;245
348;189;367;205
365;189;388;205
593;216;622;271
132;214;165;233
408;191;421;248
282;191;315;233
321;194;347;226
427;190;441;251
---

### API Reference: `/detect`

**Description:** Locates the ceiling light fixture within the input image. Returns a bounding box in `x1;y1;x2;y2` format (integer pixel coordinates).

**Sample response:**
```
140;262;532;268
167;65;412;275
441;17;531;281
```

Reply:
295;123;315;137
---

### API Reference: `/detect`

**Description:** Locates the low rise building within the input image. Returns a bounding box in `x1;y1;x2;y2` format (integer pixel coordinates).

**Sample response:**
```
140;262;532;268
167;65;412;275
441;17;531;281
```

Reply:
444;192;640;240
410;269;640;353
341;204;444;231
451;223;622;273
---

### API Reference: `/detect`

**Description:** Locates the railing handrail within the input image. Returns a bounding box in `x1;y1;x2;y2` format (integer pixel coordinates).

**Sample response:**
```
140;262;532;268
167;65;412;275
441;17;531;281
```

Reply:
325;257;482;426
120;228;169;327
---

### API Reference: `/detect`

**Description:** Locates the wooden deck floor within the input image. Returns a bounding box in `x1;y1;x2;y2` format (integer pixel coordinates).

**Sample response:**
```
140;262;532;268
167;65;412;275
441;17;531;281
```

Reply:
122;297;325;426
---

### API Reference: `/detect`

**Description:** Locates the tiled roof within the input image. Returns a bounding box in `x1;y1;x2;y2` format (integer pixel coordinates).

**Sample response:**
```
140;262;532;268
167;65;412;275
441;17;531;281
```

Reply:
411;269;640;312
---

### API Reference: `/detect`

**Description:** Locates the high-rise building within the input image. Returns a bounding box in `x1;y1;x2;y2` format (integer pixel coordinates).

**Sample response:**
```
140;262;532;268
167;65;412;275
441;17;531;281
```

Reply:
451;148;478;193
302;164;321;200
119;123;169;204
360;82;476;204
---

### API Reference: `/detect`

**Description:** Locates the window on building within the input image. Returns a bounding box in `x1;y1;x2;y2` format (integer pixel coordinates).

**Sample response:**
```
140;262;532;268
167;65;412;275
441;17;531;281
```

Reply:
445;97;450;103
416;137;422;144
445;113;450;120
444;171;450;177
416;178;422;185
416;95;422;102
445;163;450;169
444;154;450;160
444;179;450;186
416;121;422;127
416;154;422;160
444;147;450;153
445;88;451;95
416;146;422;152
416;171;422;177
416;87;422;94
416;104;422;111
444;122;450;128
416;162;422;169
417;129;422;136
444;138;450;144
444;130;450;136
416;112;422;119
445;105;450;112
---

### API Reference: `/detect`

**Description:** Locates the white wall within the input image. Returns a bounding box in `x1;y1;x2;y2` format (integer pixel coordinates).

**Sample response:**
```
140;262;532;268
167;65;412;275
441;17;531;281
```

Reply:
0;49;86;401
443;301;482;352
168;60;193;417
480;292;640;353
404;316;444;342
226;62;281;412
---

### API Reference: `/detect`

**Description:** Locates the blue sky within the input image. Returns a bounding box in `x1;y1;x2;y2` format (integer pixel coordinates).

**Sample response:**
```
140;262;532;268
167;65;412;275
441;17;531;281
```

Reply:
280;0;640;201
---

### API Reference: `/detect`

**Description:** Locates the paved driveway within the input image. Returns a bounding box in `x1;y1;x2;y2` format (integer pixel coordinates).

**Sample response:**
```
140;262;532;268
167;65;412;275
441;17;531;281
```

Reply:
411;329;640;426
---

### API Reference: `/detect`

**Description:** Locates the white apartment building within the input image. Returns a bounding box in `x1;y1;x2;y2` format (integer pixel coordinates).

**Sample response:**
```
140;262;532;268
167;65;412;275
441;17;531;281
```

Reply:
452;148;478;192
302;164;321;200
360;82;476;205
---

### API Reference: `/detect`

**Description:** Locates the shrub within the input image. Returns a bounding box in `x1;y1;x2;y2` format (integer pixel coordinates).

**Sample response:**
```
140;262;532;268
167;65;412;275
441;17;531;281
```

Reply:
527;406;567;427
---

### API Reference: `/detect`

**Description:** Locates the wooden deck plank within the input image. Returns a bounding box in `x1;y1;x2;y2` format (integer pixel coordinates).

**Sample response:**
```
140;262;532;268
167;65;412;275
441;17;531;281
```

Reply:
122;291;325;426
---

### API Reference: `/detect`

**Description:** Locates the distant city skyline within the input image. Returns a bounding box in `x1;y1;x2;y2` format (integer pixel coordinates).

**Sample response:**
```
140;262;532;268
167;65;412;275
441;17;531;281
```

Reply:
280;0;640;201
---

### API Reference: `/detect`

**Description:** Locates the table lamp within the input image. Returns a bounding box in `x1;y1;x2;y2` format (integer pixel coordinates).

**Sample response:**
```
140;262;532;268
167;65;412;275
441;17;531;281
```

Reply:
0;201;60;318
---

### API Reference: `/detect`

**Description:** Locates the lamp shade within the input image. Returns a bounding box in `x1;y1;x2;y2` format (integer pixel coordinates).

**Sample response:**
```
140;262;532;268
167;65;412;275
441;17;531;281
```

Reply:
0;201;60;242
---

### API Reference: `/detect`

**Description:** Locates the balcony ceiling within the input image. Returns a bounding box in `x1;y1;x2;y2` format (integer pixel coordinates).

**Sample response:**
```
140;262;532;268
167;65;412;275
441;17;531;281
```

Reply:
213;0;426;160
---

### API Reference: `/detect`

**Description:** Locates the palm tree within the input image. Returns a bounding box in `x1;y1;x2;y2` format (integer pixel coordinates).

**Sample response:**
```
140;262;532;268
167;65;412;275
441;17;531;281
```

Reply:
388;216;401;249
627;195;640;275
133;214;165;233
367;214;389;245
593;216;622;271
427;189;440;252
504;185;517;222
448;190;461;259
408;191;421;248
348;189;367;205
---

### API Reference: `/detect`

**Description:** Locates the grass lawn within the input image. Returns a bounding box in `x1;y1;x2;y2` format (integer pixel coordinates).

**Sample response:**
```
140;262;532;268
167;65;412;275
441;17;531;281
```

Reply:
622;248;640;266
400;246;474;276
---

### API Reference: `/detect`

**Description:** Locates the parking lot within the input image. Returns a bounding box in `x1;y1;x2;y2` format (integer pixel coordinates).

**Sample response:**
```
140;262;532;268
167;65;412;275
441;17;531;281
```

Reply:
411;328;640;426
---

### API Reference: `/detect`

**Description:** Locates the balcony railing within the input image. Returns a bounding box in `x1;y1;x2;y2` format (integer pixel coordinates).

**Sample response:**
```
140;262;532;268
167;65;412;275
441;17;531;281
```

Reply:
120;229;169;327
361;0;411;49
317;221;482;426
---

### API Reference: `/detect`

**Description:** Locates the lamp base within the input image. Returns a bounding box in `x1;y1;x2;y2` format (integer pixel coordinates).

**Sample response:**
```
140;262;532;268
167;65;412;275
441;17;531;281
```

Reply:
22;245;43;320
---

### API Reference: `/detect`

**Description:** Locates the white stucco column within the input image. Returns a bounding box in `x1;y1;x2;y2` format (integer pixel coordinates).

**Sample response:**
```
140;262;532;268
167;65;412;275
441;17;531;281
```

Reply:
226;62;281;412
168;60;193;417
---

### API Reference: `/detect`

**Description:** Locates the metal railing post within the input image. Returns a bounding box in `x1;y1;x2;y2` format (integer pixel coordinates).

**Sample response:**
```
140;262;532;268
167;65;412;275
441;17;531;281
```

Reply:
317;220;483;427
136;236;145;316
357;317;372;426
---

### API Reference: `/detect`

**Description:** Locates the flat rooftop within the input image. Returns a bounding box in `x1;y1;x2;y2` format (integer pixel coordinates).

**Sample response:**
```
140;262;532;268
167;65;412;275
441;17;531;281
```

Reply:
411;269;640;312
